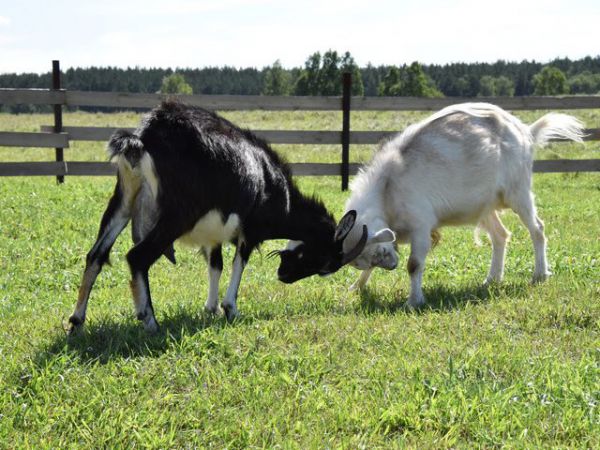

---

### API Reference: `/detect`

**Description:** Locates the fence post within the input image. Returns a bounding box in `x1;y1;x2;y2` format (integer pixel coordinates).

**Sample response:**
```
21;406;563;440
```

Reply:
52;60;64;184
341;72;351;191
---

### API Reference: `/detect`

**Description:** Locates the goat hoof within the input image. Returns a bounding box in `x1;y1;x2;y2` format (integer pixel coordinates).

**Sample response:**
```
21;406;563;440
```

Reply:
144;321;159;334
221;303;239;323
67;316;84;335
139;315;159;334
204;304;222;316
532;271;552;284
67;324;82;336
483;277;501;287
406;296;426;310
68;315;83;326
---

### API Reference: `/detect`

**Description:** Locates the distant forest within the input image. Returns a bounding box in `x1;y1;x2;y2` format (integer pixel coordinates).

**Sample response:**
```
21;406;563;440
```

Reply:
1;51;600;112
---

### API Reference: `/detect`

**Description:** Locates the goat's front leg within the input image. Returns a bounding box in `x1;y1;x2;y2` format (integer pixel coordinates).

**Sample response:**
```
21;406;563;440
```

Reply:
406;230;432;309
203;245;223;315
349;268;373;291
221;243;251;322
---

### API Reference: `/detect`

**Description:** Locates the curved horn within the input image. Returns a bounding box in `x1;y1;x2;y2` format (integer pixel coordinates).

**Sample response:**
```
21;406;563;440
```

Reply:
334;210;357;242
341;224;368;266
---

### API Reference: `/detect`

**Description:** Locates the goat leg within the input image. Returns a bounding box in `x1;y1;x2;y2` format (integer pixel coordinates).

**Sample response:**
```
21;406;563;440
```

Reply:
126;215;184;332
203;245;223;315
349;268;373;291
221;243;251;322
69;182;131;333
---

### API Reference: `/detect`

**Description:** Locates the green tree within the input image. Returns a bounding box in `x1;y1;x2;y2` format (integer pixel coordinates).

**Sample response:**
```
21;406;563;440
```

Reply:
262;60;291;95
378;62;442;97
453;76;471;96
494;76;515;96
478;75;515;96
340;51;364;96
294;50;364;96
568;71;600;94
378;67;403;96
533;66;569;95
294;52;322;95
478;75;496;96
159;73;193;94
403;62;443;97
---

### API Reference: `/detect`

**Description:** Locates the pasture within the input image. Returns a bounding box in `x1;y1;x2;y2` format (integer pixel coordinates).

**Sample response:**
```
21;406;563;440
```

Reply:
0;109;598;448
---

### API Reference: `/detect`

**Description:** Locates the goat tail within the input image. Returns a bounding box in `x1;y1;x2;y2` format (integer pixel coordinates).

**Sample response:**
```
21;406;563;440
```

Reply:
529;113;586;148
108;129;145;168
108;129;159;197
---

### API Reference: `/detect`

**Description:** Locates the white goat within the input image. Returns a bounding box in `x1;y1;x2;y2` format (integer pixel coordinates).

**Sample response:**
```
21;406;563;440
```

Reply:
342;103;585;307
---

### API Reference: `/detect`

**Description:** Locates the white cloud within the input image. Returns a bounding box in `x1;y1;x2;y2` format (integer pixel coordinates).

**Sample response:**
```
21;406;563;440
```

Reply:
0;16;11;26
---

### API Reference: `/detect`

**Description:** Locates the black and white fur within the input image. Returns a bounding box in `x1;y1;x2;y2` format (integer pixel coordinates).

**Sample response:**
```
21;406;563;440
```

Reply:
70;101;366;332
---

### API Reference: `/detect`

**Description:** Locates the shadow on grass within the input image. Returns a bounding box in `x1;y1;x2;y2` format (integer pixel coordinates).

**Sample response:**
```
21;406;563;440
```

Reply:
355;281;530;315
33;281;531;366
37;307;252;365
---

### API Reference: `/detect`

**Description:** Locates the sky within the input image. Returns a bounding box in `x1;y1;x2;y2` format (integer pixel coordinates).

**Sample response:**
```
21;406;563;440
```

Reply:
0;0;599;74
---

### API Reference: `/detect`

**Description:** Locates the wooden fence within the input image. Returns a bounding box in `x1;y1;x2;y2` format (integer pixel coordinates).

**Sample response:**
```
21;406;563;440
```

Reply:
1;62;600;189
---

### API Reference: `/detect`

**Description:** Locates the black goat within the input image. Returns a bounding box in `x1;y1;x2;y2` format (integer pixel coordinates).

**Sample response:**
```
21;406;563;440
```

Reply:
70;101;367;332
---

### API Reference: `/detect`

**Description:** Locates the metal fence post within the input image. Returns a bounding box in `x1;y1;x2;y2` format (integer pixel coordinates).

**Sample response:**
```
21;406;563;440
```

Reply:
52;60;64;183
341;72;351;191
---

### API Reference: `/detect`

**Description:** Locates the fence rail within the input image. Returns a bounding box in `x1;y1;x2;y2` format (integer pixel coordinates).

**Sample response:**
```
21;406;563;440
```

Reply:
1;160;599;178
1;62;600;188
0;161;365;177
37;125;600;145
0;131;69;148
2;88;600;111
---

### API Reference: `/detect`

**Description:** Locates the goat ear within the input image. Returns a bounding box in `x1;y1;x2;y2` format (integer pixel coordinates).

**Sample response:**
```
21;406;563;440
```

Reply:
334;210;357;242
369;228;396;245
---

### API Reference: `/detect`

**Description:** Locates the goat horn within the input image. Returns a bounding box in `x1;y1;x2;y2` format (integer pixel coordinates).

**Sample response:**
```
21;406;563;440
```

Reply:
340;225;368;266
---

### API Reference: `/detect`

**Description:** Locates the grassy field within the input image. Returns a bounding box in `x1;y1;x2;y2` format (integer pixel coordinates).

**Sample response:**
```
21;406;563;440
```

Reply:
0;109;599;448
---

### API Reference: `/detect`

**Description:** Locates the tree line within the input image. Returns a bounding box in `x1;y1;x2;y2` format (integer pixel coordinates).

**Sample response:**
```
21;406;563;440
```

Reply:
1;51;599;113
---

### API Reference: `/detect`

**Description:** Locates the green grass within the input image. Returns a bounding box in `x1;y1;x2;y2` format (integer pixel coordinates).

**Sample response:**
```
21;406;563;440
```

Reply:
0;110;599;448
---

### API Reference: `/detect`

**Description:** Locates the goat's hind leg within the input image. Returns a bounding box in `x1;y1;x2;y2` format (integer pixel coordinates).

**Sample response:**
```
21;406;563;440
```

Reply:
508;190;551;283
132;181;176;264
479;210;510;285
126;215;183;332
69;183;131;332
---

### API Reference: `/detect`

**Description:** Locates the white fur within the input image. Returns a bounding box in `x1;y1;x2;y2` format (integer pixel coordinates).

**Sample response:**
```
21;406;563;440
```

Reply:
204;263;221;314
285;240;304;251
132;272;158;333
179;211;243;317
178;210;241;248
343;103;584;306
140;153;159;199
221;252;246;319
